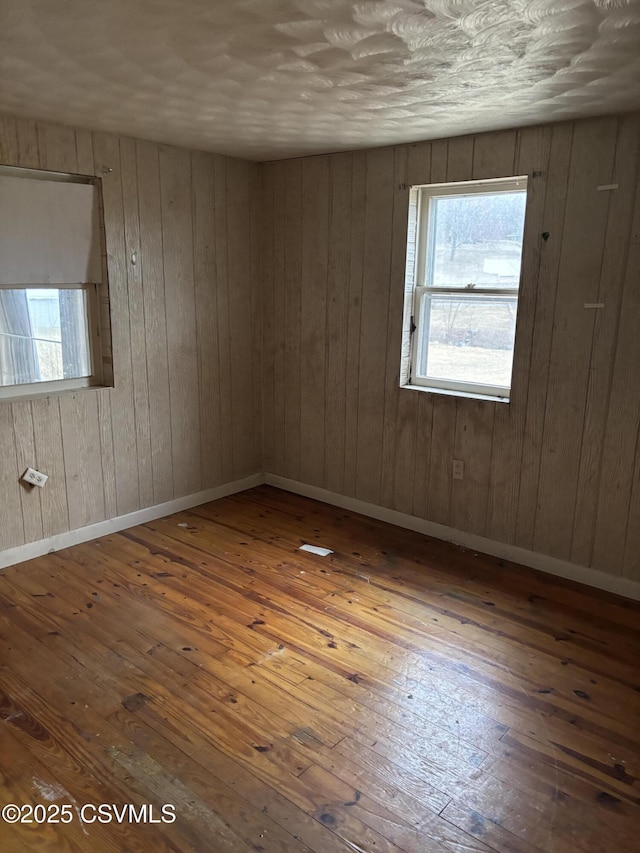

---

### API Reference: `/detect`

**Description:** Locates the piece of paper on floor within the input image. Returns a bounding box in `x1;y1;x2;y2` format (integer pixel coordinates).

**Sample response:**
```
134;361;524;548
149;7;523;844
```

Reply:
299;544;333;557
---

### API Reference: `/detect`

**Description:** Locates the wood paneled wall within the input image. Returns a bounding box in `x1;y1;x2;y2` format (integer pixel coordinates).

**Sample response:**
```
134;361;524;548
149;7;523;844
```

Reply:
2;110;639;585
262;114;640;582
0;115;261;551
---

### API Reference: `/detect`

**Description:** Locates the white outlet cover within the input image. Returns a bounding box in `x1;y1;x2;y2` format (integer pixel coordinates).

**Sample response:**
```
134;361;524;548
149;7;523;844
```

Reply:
22;467;48;488
452;460;464;481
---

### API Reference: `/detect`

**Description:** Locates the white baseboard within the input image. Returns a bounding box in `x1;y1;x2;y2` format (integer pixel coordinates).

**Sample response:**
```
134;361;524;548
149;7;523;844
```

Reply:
4;469;638;601
264;473;640;602
0;473;265;571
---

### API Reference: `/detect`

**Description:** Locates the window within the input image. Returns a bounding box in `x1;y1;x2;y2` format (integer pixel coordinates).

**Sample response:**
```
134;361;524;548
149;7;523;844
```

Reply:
402;176;528;401
0;165;105;399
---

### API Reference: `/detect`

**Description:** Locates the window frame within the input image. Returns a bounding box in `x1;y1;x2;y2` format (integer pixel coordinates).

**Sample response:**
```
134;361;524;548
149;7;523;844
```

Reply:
0;165;108;401
404;175;528;402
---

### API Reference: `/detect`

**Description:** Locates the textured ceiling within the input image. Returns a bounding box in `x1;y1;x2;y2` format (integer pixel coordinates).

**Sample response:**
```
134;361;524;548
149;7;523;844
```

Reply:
1;0;640;161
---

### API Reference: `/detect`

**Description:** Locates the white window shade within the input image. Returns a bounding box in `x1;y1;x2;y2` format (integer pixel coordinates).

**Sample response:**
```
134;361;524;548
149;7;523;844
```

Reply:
0;174;101;285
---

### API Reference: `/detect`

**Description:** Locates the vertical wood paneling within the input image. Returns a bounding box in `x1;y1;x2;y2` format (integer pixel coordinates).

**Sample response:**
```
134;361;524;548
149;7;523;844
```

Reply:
15;118;39;168
74;129;95;174
11;402;43;543
192;152;222;488
261;163;276;473
213;154;234;485
592;156;640;576
623;445;640;580
96;391;117;521
226;158;257;478
472;130;518;179
0;404;24;548
37;123;77;173
136;139;174;505
355;147;394;504
272;161;287;478
426;396;457;526
570;116;640;567
299;156;329;487
31;397;69;538
0;114;261;554
342;153;366;498
0;116;18;163
451;400;494;535
121;137;154;508
92;132;139;516
486;126;549;544
324;153;352;494
263;114;640;585
60;392;106;529
380;145;417;515
446;136;474;182
250;160;263;475
514;123;574;549
159;145;201;497
533;118;618;560
283;160;303;483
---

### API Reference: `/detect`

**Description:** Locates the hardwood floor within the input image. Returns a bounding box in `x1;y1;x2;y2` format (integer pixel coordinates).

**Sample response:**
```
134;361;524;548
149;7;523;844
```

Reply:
0;485;638;852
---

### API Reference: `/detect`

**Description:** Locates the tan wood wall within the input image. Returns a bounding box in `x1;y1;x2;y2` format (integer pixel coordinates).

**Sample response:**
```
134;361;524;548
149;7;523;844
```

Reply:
0;115;262;551
261;114;640;582
2;111;639;585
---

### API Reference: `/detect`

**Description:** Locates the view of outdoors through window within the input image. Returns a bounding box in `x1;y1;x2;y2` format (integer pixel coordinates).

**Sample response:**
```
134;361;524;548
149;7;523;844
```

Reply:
0;288;90;386
419;296;518;387
429;191;526;288
414;184;527;395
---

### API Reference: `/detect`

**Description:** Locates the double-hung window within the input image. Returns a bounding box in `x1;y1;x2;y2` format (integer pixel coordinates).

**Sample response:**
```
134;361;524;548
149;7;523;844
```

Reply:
0;165;105;399
403;176;528;401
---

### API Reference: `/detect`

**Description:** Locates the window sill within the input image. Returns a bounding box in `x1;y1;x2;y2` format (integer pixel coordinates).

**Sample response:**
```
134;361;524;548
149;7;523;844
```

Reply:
0;382;113;404
400;382;510;404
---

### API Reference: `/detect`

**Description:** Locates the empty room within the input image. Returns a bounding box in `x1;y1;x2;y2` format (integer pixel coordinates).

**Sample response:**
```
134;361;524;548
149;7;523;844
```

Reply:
1;1;639;851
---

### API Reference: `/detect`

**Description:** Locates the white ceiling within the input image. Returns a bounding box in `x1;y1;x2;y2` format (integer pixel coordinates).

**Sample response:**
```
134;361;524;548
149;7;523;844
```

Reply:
1;0;639;161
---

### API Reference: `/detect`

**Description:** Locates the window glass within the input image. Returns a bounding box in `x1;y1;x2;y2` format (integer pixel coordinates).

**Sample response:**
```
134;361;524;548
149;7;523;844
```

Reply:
415;295;517;389
402;176;528;400
0;288;91;386
428;191;526;289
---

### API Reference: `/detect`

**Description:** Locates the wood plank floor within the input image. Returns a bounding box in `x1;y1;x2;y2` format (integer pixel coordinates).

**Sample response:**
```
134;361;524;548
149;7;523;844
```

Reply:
0;485;639;852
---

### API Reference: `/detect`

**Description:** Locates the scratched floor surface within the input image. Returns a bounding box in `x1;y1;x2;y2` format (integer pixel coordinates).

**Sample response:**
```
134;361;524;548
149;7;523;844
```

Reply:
0;485;638;851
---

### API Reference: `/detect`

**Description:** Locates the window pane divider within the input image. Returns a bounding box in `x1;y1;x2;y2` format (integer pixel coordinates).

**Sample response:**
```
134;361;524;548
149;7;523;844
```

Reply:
423;286;519;296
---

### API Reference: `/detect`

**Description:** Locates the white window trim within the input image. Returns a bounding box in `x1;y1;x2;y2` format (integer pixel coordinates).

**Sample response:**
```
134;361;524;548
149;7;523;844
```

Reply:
401;175;528;402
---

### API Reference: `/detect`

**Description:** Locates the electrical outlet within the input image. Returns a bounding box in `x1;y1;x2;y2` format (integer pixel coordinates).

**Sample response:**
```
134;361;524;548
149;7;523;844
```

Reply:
21;467;48;488
452;459;464;481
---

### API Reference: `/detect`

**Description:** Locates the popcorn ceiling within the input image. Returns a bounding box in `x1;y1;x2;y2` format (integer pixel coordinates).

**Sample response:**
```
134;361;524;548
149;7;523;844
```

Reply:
1;0;639;161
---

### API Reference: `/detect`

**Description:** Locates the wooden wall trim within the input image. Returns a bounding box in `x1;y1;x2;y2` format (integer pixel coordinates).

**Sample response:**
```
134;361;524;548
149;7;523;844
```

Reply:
0;473;264;570
265;473;640;602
